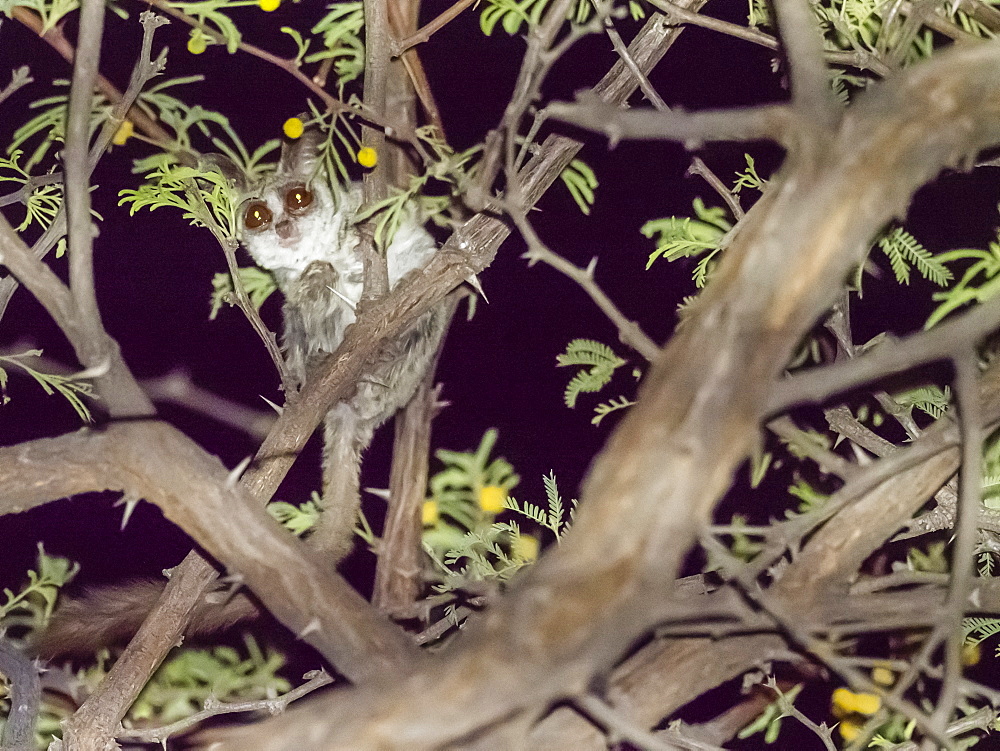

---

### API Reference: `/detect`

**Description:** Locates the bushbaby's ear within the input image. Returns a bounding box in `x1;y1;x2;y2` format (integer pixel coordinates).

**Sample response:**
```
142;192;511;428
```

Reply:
201;152;248;193
278;119;324;181
172;149;249;193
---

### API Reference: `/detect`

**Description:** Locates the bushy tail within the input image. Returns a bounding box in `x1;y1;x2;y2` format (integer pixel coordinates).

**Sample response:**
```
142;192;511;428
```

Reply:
33;579;258;658
309;403;372;562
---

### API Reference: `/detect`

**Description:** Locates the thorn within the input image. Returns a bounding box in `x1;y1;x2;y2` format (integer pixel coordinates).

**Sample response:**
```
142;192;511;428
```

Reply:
465;274;487;303
365;486;391;500
226;455;253;489
585;257;598;278
326;285;357;310
74;357;111;380
260;395;284;415
114;492;142;530
298;618;321;639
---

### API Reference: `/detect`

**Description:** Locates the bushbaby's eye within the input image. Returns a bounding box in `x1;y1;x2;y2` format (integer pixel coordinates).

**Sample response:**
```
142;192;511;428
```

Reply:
243;201;272;231
284;185;313;214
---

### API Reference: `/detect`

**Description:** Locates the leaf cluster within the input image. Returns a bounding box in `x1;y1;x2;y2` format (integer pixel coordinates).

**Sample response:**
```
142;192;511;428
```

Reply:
424;429;519;537
556;338;626;409
0;545;78;643
0;349;95;422
0;151;62;233
504;471;576;544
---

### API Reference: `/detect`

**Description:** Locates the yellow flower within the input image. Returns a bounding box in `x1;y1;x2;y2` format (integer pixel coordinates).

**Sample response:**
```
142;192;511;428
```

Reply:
357;146;378;169
512;534;539;562
187;31;207;55
871;665;894;687
478;485;506;514
831;688;881;716
962;642;981;666
259;0;281;10
112;119;133;146
283;117;305;140
838;719;862;742
422;500;438;526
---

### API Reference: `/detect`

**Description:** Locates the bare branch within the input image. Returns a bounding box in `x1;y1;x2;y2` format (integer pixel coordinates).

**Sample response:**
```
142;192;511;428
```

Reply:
648;0;891;76
548;95;798;148
930;352;983;733
64;0;106;331
141;369;276;439
515;213;661;361
768;294;1000;415
392;0;476;56
770;0;841;128
0;423;423;679
116;669;334;744
373;299;456;615
0;640;40;751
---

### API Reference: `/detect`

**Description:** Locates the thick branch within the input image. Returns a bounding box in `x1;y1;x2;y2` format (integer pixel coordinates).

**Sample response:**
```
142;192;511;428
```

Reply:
0;422;420;680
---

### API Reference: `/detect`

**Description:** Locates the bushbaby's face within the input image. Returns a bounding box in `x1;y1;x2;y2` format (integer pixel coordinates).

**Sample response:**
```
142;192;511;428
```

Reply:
239;179;345;277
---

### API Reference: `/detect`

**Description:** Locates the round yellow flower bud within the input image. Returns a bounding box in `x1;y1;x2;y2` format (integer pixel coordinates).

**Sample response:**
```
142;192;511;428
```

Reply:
478;485;506;514
259;0;281;11
871;665;894;687
962;642;981;666
838;719;862;742
283;117;305;140
512;534;539;562
422;500;438;526
357;146;378;169
187;32;207;55
112;119;134;146
831;688;880;716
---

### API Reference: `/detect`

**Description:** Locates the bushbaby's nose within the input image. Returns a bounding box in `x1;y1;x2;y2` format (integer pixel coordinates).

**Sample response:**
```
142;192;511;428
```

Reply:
275;219;298;242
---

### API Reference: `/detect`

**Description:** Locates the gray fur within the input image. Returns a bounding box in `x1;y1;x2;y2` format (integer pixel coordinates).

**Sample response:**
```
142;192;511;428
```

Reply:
240;136;447;561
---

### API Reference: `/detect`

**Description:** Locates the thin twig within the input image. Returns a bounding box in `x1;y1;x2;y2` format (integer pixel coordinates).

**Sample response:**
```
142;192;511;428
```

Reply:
144;0;430;163
647;0;891;76
0;172;62;208
10;7;173;143
141;369;277;439
414;605;474;645
930;352;982;734
593;0;667;109
689;156;744;220
392;0;476;56
220;224;290;389
768;294;1000;415
116;670;334;743
761;678;838;751
702;535;953;748
548;95;797;149
770;0;840;129
577;694;716;751
768;414;858;477
513;212;660;361
0;66;32;107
